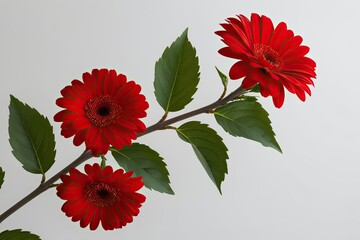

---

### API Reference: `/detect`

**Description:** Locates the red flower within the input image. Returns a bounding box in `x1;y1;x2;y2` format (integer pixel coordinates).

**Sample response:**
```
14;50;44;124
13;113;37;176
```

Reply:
54;69;149;156
216;13;316;108
57;163;146;230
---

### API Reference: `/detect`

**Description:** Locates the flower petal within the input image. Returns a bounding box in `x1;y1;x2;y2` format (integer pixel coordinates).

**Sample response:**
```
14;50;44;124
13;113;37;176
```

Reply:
229;61;250;80
54;69;148;155
241;76;258;89
57;163;145;231
217;13;316;108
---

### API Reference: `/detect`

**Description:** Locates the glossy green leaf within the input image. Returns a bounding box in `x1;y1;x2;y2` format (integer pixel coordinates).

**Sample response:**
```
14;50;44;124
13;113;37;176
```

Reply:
0;167;4;189
154;28;200;112
176;121;228;193
111;143;174;194
8;95;56;175
215;66;228;88
214;98;282;152
0;229;40;240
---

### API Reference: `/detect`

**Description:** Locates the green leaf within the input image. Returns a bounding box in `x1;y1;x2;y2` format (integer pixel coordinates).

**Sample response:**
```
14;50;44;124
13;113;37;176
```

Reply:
240;96;257;102
249;83;260;93
111;143;174;194
0;167;4;189
214;98;282;152
0;229;41;240
8;95;56;175
154;28;200;112
215;67;228;88
176;121;228;193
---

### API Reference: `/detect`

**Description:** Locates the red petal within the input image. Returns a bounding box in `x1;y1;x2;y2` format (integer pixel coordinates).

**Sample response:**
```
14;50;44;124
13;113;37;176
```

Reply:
109;76;125;96
260;85;270;97
269;22;288;51
272;93;284;108
280;77;295;94
102;70;115;95
89;208;101;230
228;17;252;51
72;117;91;130
219;32;252;55
294;84;306;101
101;207;112;230
229;61;250;80
272;26;294;52
71;79;91;100
102;165;114;177
85;127;108;156
218;47;247;59
80;206;95;229
241;76;258;89
82;72;97;95
60;127;76;138
96;69;108;95
260;15;274;45
278;35;303;55
73;129;87;146
283;45;310;60
57;163;145;231
250;13;261;44
54;110;68;122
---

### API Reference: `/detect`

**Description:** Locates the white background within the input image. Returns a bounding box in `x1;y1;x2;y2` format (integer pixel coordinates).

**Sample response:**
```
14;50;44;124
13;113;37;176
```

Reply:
0;0;359;239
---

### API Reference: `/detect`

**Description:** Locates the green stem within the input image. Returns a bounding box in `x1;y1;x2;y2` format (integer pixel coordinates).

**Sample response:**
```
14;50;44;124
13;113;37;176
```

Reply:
100;155;107;169
0;85;245;224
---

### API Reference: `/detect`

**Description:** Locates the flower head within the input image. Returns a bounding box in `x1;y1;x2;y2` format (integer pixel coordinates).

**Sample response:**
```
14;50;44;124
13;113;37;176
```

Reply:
57;163;146;230
54;69;149;155
216;13;316;108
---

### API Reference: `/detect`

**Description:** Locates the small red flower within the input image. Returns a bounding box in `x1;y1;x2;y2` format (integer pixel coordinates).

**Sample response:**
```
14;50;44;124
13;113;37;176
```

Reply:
216;13;316;108
57;163;146;230
54;69;149;156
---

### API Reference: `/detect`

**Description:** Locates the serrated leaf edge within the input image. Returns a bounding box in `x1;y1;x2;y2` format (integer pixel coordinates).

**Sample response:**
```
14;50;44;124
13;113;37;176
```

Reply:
214;100;282;153
111;144;174;195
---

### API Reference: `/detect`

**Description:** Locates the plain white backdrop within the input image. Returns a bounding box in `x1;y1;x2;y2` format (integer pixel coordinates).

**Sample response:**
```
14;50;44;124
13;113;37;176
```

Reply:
1;0;359;239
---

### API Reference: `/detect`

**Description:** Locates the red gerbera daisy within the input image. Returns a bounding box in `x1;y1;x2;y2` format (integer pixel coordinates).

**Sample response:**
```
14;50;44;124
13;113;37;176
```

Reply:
54;69;149;156
216;13;316;108
57;163;146;230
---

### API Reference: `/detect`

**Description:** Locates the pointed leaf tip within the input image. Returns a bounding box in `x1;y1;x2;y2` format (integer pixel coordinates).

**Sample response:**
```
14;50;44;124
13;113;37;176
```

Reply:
154;28;200;112
111;143;174;194
214;98;282;152
215;66;228;88
8;95;56;175
176;121;228;193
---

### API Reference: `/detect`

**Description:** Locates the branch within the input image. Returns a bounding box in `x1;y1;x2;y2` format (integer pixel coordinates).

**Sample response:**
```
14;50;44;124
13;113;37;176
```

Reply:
139;85;245;136
0;151;93;223
0;85;245;223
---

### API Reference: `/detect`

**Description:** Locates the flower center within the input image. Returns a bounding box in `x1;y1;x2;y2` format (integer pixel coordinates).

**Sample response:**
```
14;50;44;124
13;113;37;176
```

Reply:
84;182;120;207
85;95;122;127
97;106;110;116
254;44;283;71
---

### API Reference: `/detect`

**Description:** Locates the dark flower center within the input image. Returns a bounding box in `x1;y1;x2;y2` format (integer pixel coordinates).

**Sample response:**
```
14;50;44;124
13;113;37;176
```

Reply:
85;95;122;127
254;44;283;71
84;182;120;207
97;188;110;198
97;106;110;116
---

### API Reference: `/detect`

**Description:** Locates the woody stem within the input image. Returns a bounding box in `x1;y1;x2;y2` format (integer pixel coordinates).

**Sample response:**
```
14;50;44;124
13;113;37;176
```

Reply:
0;86;245;224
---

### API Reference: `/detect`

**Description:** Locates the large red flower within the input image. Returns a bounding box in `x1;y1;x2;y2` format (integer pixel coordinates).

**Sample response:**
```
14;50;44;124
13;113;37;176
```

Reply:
216;13;316;108
57;163;146;230
54;69;149;156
